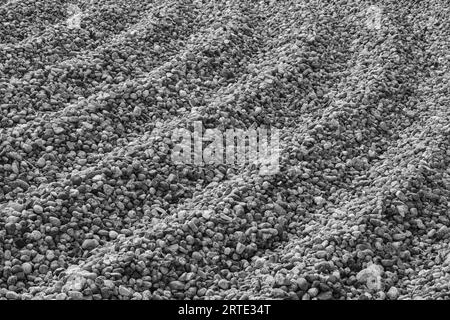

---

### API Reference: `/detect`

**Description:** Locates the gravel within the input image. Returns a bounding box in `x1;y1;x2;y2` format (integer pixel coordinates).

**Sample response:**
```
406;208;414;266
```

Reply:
0;0;450;301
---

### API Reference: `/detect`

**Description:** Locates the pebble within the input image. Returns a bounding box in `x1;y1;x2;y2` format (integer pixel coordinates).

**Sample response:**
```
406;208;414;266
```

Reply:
307;288;319;298
313;196;326;207
218;279;230;290
236;243;246;255
133;106;142;117
22;263;33;275
32;205;43;214
68;291;84;300
81;239;99;251
6;291;20;300
30;230;42;241
109;231;118;239
297;277;309;291
387;287;400;300
49;217;61;227
55;293;67;300
169;281;185;291
36;157;46;168
317;291;333;300
118;286;133;297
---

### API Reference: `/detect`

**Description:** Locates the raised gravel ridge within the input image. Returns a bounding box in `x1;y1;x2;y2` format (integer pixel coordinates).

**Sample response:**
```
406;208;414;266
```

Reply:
0;0;450;300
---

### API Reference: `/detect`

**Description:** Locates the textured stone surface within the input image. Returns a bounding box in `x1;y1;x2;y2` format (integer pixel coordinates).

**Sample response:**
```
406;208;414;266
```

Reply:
0;0;449;301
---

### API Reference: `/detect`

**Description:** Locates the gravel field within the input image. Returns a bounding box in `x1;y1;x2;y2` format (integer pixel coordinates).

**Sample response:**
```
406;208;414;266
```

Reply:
1;0;450;300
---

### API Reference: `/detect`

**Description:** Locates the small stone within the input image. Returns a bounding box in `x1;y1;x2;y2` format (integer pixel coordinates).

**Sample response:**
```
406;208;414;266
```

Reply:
255;258;265;268
68;291;84;300
272;288;286;298
201;210;211;220
92;174;103;182
46;250;55;261
5;223;16;235
169;281;185;290
387;287;399;300
33;205;43;214
436;226;449;239
218;279;229;290
381;258;396;268
355;132;363;142
12;179;30;190
273;203;286;215
6;291;20;300
30;230;42;241
133;106;142;117
396;205;408;217
395;190;407;201
313;196;326;206
55;293;67;300
22;263;33;275
8;202;24;212
119;286;132;297
53;126;65;134
307;287;318;297
192;251;203;261
188;220;198;232
37;157;46;168
236;243;246;255
22;143;32;153
357;264;383;287
392;233;406;241
49;217;61;227
297;277;309;291
109;231;118;239
71;175;82;185
317;291;333;300
82;122;94;130
234;205;245;215
427;229;437;238
81;239;99;250
39;264;49;274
